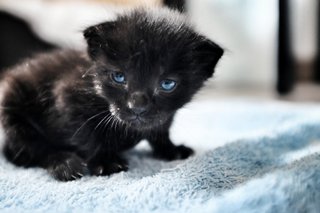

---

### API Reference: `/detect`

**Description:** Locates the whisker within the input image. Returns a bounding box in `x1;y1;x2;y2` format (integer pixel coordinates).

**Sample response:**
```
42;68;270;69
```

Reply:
13;146;25;161
94;113;111;131
111;116;116;130
101;115;111;135
71;110;107;139
104;115;114;128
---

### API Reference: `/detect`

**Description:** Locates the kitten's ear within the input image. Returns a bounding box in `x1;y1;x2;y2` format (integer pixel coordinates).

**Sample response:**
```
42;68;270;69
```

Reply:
83;22;116;60
194;38;224;78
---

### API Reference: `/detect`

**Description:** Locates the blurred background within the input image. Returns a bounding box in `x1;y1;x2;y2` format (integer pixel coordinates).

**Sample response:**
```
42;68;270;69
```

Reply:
0;0;319;102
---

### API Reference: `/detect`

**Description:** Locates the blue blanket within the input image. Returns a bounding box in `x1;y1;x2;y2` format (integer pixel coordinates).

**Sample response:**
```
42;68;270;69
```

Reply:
1;100;320;213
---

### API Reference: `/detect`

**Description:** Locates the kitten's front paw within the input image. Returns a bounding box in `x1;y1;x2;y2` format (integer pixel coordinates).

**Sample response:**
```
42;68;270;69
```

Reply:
154;145;194;161
89;156;128;176
48;154;87;181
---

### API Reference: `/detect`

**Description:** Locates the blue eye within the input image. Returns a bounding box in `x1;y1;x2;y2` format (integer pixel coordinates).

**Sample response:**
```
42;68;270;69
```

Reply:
160;79;176;92
112;72;126;84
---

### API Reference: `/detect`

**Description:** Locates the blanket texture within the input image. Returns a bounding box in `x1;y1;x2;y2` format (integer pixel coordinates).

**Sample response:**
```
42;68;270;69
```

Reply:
1;100;320;213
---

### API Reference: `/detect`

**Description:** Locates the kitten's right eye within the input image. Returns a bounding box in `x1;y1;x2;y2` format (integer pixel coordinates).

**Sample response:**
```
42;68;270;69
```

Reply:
160;79;176;92
111;72;126;84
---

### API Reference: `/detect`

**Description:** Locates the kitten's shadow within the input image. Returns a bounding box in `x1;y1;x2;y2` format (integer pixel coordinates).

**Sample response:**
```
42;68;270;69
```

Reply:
123;149;183;179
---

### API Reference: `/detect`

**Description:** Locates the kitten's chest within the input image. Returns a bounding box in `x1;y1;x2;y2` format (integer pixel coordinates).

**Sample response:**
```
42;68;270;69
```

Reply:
103;128;143;151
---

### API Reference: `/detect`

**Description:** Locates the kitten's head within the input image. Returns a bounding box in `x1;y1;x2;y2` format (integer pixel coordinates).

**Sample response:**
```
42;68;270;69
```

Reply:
84;8;223;130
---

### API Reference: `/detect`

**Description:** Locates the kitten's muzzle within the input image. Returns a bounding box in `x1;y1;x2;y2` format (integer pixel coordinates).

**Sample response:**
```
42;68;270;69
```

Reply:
129;106;148;115
127;92;150;115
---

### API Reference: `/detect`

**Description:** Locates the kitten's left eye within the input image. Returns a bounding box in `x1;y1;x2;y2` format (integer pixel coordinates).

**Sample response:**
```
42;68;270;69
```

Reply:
112;72;126;84
160;79;176;92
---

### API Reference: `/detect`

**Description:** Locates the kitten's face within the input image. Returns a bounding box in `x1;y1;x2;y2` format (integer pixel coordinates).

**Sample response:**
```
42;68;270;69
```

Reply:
92;63;184;129
92;58;194;130
84;9;223;130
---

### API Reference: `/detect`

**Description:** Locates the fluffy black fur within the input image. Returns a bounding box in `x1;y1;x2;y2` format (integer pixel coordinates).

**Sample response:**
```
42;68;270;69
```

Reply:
0;8;223;181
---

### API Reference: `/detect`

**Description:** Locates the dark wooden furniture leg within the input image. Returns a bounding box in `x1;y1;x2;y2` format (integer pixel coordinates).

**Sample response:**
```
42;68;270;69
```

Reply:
277;0;295;94
163;0;185;12
316;1;320;83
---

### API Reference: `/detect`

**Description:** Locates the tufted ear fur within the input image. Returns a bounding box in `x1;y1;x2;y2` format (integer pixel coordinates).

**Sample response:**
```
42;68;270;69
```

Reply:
83;22;116;60
194;38;224;78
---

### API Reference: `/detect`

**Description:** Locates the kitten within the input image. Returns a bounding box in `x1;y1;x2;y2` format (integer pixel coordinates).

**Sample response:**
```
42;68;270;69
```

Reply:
0;8;223;181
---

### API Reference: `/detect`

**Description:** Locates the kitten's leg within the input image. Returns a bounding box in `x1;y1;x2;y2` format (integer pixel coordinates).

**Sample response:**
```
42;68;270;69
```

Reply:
2;111;51;168
1;107;87;181
148;131;194;160
42;152;88;181
88;153;128;176
1;77;87;181
3;138;37;167
3;136;87;181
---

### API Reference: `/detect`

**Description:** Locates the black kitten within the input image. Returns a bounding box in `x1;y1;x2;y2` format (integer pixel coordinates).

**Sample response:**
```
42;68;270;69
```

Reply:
0;8;223;181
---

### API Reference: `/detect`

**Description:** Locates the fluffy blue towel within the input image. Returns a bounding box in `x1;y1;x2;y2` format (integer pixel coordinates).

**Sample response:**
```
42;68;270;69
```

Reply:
1;100;320;213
